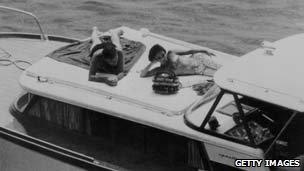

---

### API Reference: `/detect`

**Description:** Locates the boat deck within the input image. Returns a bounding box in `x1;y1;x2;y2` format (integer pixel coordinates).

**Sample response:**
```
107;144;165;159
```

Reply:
0;36;68;127
0;34;195;171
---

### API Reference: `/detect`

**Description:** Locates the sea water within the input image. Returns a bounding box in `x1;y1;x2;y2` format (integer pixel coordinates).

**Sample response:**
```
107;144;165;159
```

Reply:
0;0;304;56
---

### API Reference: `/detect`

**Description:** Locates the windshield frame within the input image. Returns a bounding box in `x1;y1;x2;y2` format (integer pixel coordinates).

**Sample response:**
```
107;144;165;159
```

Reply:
184;88;300;151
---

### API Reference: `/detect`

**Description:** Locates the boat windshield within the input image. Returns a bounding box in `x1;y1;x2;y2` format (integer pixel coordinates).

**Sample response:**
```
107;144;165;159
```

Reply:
184;88;304;159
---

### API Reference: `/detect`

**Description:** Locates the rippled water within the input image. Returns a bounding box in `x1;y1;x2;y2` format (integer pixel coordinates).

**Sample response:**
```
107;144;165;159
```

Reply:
1;0;304;56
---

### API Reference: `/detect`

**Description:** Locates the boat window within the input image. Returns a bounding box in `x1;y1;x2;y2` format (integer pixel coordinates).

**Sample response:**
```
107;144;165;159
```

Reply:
215;95;302;157
184;89;302;156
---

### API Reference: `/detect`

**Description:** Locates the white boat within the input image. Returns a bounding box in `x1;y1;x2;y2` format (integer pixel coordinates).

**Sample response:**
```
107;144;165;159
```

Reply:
2;5;303;171
1;5;238;171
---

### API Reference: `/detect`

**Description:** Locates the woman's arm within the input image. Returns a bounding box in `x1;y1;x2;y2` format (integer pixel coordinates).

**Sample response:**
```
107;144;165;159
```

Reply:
140;61;160;77
117;72;126;80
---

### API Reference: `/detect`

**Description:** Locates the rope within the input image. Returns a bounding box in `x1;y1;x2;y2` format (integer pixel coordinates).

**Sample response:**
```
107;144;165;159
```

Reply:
0;47;32;70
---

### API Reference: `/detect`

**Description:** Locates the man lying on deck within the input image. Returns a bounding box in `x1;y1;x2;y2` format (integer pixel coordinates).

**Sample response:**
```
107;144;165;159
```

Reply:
140;44;222;78
88;26;125;86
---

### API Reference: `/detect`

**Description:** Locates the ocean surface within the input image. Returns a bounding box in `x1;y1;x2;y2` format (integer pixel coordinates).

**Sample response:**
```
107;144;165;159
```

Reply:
0;0;304;170
1;0;304;56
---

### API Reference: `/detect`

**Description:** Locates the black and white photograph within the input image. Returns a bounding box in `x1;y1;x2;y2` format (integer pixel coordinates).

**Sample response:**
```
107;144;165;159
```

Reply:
0;0;303;170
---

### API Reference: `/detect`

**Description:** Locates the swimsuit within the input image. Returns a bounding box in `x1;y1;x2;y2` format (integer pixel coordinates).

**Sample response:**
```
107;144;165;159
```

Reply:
163;53;222;76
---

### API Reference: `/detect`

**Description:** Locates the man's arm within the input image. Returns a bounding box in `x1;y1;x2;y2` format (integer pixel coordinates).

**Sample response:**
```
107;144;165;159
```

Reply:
88;55;99;81
94;73;118;86
88;55;118;85
116;51;125;80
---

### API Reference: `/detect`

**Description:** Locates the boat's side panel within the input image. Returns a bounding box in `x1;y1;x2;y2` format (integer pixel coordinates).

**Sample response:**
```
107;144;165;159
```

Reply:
205;143;269;171
0;128;113;171
0;138;83;171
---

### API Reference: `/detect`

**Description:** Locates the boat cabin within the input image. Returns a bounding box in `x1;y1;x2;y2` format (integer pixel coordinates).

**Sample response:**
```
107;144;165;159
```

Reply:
185;34;304;170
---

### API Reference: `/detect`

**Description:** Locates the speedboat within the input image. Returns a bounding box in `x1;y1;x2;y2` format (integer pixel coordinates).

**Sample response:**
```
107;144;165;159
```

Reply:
0;5;236;171
3;5;303;171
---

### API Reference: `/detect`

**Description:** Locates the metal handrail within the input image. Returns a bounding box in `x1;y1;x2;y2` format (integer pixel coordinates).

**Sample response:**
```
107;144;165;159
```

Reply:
0;6;48;41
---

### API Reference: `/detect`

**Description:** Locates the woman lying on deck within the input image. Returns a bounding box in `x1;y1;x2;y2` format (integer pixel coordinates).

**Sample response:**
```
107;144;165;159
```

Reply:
88;26;125;86
140;44;222;78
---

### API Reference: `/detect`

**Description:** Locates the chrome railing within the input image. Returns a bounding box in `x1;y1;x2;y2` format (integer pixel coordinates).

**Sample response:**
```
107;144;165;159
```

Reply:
0;6;48;41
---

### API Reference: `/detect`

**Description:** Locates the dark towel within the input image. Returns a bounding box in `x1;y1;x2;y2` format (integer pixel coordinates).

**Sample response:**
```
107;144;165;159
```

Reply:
47;37;146;73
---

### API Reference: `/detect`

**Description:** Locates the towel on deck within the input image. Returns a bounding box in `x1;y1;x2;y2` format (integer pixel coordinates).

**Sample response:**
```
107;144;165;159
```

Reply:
47;37;146;73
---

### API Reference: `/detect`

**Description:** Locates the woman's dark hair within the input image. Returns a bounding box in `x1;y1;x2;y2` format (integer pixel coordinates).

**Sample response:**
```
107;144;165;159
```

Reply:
148;44;166;62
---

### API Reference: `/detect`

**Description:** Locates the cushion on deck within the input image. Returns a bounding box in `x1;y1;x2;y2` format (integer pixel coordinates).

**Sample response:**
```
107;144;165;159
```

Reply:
47;37;146;73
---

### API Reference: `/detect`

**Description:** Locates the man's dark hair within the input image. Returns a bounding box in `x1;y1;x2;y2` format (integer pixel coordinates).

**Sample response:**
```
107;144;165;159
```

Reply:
148;44;166;62
101;42;117;59
89;41;117;59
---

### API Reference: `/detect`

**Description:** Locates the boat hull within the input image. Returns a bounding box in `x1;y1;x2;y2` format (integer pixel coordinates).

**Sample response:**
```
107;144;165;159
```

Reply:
18;27;270;170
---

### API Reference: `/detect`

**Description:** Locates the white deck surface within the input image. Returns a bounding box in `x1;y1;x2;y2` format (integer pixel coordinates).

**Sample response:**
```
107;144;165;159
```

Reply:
23;27;237;115
0;37;68;126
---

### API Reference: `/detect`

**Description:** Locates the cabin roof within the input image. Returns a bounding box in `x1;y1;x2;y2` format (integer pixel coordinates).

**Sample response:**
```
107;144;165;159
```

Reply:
214;33;304;112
